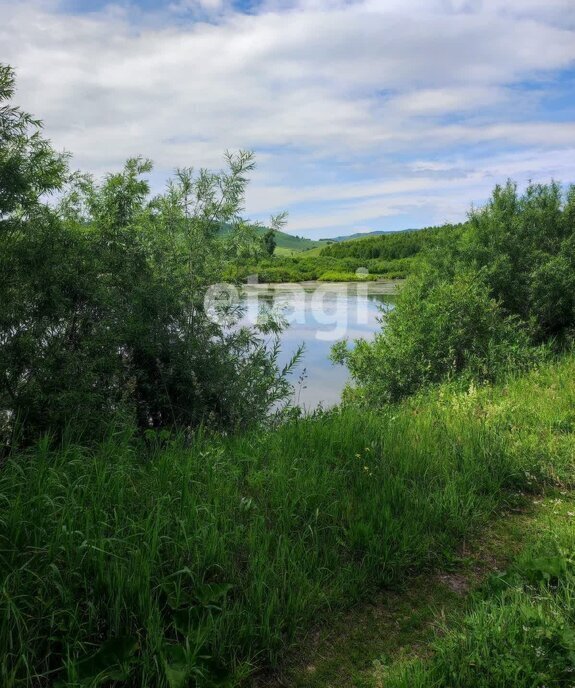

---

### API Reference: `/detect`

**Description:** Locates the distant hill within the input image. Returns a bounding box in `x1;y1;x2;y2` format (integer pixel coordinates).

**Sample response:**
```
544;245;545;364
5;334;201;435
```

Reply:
221;223;430;256
299;228;422;258
323;228;418;243
319;223;465;261
241;221;467;283
219;223;323;255
269;229;323;255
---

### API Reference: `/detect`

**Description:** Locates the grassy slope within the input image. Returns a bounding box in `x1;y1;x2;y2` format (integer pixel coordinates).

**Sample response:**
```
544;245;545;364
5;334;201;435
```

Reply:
380;492;575;688
262;227;423;257
250;225;456;282
271;229;323;254
293;245;324;258
219;223;323;254
1;356;574;686
271;358;575;688
274;494;575;688
264;497;551;688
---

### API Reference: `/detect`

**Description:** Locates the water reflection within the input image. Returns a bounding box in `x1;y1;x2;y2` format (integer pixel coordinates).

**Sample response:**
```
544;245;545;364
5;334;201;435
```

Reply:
241;282;398;409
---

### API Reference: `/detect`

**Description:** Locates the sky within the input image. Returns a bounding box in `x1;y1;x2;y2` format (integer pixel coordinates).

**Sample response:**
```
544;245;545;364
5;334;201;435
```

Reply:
2;0;575;239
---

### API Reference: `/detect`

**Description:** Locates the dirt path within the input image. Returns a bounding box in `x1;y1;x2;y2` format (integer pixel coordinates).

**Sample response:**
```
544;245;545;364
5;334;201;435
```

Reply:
254;493;569;688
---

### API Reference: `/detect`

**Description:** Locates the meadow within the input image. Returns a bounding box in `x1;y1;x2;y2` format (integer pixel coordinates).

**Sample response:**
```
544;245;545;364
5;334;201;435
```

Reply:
1;355;574;686
381;491;575;688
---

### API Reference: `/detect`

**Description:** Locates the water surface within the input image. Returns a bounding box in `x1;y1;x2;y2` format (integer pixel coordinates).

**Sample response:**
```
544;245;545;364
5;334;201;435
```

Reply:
242;281;398;409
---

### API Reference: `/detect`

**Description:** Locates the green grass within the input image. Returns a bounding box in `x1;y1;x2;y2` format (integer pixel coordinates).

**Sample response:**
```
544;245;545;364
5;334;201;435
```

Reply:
270;229;323;253
295;245;324;258
273;246;299;257
318;270;379;282
229;225;323;254
219;224;323;255
236;254;414;283
1;356;575;686
267;500;544;688
379;493;575;688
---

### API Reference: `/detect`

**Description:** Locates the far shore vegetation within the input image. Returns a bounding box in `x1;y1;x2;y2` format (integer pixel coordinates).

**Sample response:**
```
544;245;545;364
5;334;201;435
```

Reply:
231;224;452;283
1;61;575;687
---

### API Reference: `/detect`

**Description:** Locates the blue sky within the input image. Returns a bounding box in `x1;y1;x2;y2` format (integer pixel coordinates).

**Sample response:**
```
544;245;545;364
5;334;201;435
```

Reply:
2;0;575;238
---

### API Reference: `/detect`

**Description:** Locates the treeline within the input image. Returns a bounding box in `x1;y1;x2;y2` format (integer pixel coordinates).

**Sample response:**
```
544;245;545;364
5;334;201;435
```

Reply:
334;180;575;403
320;223;460;260
244;223;462;283
235;253;414;282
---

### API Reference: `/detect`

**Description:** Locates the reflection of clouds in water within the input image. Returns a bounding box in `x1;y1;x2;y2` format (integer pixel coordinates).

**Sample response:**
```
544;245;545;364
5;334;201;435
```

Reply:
293;365;349;411
243;293;388;335
241;287;393;408
343;327;381;340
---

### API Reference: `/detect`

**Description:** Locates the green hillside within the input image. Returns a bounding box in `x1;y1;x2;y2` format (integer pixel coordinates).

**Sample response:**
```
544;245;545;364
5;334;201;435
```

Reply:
271;229;323;254
240;223;463;282
320;223;462;260
219;223;323;255
322;228;417;243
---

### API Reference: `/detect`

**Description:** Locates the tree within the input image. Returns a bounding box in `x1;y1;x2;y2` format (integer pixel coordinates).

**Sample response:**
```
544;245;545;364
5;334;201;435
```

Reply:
262;228;276;256
335;180;575;405
0;64;298;447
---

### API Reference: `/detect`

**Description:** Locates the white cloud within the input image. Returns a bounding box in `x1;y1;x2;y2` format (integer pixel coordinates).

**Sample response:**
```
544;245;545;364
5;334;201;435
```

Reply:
1;0;574;236
389;87;508;115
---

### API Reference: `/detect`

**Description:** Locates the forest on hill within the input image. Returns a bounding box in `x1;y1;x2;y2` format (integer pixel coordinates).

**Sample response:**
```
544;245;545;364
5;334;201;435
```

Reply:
239;225;453;282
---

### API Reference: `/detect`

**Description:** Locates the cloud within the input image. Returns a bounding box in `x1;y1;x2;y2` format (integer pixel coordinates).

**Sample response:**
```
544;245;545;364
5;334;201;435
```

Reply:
1;0;574;237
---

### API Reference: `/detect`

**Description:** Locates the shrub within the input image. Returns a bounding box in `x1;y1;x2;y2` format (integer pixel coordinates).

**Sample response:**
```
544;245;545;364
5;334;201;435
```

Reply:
333;270;541;404
335;181;575;404
318;270;378;282
0;65;296;446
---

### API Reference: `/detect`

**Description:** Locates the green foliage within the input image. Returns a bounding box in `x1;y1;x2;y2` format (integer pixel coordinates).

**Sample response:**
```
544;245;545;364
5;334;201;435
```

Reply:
57;636;140;686
318;270;378;282
0;65;297;446
244;225;450;282
333;269;540;404
337;181;575;404
385;583;575;687
238;253;413;283
4;60;575;688
0;64;68;218
262;228;276;256
218;223;322;254
460;181;575;340
321;224;458;261
2;354;575;685
243;225;438;282
530;233;575;341
241;223;437;282
383;519;575;688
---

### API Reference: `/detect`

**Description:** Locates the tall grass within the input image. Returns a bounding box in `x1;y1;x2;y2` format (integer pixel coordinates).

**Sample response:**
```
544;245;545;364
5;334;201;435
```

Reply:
1;356;574;686
381;496;575;688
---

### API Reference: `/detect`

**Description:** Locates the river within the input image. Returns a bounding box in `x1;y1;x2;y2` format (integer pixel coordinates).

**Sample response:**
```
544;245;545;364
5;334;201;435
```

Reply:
241;281;399;409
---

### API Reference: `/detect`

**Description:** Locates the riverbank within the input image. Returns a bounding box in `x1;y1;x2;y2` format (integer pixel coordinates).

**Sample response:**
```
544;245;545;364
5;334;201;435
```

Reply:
1;354;574;686
242;279;403;295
